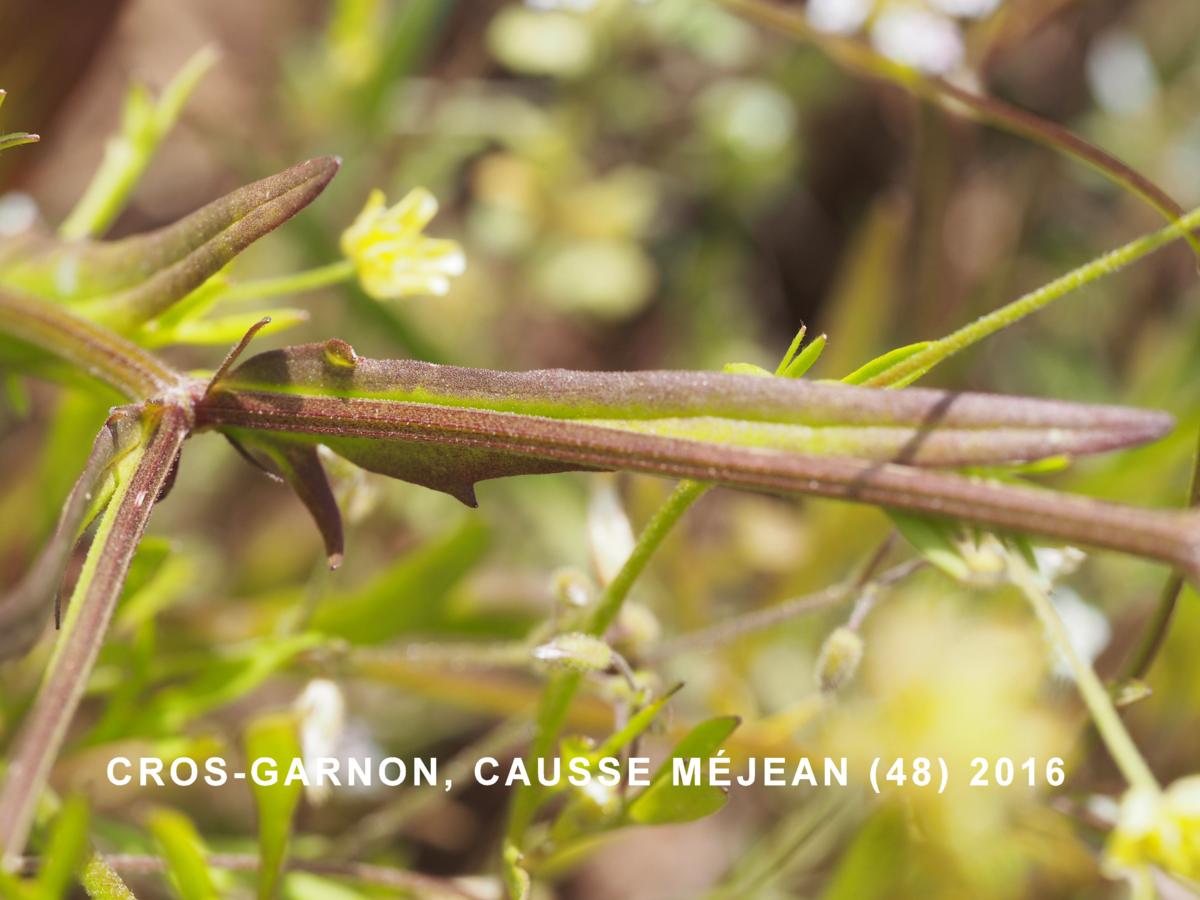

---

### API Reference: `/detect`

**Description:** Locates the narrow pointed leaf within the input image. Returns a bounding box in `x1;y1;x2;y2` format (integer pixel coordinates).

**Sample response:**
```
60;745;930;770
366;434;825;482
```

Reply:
840;341;932;386
148;808;218;900
231;433;344;568
0;132;39;153
193;343;1200;580
0;157;340;331
782;333;826;379
34;796;91;899
59;46;219;240
0;288;184;398
0;404;188;864
245;712;304;900
202;343;1173;467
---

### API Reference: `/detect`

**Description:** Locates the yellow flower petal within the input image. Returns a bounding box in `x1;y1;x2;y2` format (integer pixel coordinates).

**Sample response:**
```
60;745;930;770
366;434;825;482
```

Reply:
340;187;466;300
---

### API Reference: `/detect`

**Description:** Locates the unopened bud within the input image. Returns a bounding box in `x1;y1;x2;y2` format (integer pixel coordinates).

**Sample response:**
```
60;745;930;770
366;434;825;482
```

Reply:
532;632;614;672
815;626;864;693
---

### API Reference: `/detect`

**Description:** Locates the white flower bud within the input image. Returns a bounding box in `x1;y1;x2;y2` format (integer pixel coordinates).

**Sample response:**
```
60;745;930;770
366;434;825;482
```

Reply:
587;478;635;586
533;632;614;672
294;679;346;806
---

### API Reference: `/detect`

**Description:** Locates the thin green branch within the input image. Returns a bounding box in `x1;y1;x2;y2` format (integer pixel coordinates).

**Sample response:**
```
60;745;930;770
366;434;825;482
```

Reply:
0;424;123;660
648;557;924;662
221;259;355;303
718;0;1200;259
861;204;1200;387
506;480;709;844
1008;558;1159;793
587;480;710;636
336;718;530;855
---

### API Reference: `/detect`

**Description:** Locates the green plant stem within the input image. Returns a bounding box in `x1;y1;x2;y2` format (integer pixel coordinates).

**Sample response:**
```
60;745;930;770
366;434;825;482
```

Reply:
506;480;709;844
0;424;122;660
586;480;710;636
337;718;530;855
1008;559;1159;793
648;557;924;662
222;259;355;303
863;204;1200;387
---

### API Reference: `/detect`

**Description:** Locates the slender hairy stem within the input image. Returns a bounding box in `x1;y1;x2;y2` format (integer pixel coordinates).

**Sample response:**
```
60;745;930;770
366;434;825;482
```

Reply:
861;204;1200;387
337;718;530;855
718;0;1200;258
1008;559;1159;793
649;558;924;662
0;405;189;865
587;480;710;635
222;259;355;303
353;641;535;669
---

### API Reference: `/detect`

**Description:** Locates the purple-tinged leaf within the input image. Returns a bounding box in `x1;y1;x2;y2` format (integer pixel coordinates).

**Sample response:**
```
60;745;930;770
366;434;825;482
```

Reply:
0;403;188;864
232;433;345;569
0;288;184;398
193;342;1200;580
0;157;340;331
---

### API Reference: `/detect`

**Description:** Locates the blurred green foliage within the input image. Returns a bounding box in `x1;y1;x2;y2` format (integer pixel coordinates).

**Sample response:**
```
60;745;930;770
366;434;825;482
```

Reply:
4;0;1200;898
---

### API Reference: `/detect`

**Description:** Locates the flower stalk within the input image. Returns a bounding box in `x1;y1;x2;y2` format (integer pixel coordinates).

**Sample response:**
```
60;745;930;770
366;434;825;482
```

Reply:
1008;557;1159;793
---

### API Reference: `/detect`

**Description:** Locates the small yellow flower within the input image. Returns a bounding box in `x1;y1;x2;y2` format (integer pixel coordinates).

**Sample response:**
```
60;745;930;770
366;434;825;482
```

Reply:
340;188;466;300
1106;777;1200;882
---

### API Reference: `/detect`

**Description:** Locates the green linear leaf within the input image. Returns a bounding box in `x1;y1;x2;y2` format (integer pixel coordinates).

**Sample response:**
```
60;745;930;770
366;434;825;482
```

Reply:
0;421;125;660
626;715;739;825
33;795;90;900
245;713;304;900
0;132;39;153
81;855;138;900
148;808;217;900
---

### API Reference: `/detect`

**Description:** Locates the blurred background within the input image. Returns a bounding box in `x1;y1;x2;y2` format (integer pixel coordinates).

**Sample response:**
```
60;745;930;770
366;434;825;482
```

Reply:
3;0;1200;897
